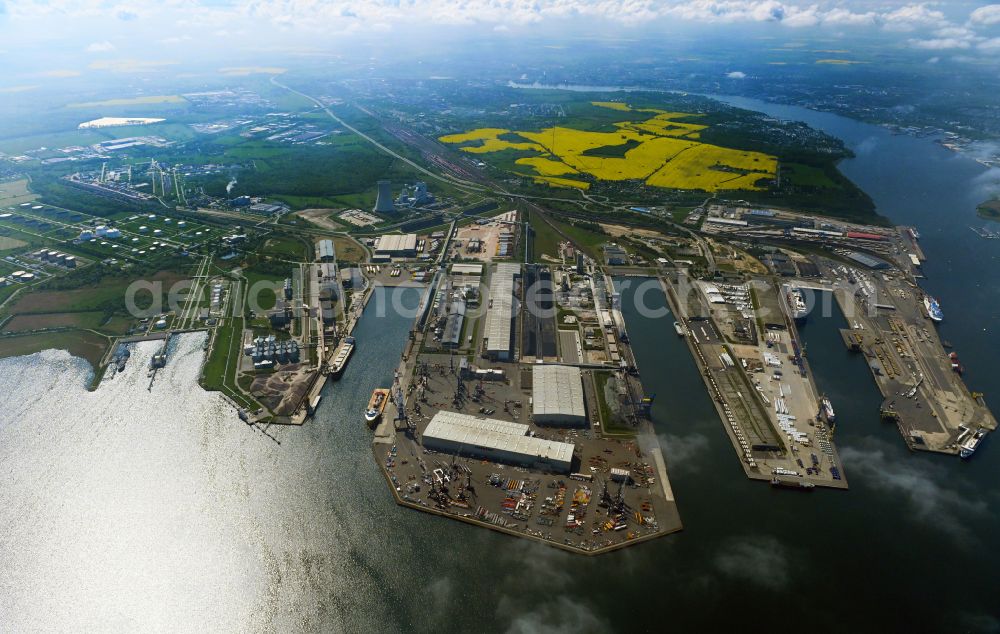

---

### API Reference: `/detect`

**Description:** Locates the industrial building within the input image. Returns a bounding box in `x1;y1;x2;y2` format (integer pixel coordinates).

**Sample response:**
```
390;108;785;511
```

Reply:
483;262;520;360
846;251;890;270
603;244;628;265
317;239;335;262
374;233;417;261
395;181;434;207
422;411;575;473
441;299;465;348
451;263;483;277
531;365;587;426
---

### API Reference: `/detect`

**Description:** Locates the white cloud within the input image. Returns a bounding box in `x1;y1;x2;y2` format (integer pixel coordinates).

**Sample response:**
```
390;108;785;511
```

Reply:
659;432;711;474
85;40;116;53
840;443;988;539
969;4;1000;26
713;536;792;590
823;7;877;27
910;37;973;50
978;37;1000;52
726;70;747;79
0;0;938;30
0;0;992;43
882;4;948;32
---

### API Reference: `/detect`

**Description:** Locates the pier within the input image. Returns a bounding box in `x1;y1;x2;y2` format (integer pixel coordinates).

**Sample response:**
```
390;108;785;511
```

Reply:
833;286;996;454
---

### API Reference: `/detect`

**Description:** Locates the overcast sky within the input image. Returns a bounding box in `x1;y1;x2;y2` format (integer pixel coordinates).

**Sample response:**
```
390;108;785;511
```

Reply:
1;1;1000;80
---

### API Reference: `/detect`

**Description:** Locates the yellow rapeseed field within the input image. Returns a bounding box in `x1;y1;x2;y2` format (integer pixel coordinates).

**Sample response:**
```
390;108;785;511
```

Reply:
533;176;591;190
515;156;579;176
438;128;544;153
590;101;632;111
438;102;778;191
646;144;776;191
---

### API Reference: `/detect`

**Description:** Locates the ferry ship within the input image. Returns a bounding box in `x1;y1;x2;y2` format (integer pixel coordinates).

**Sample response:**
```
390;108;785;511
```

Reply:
958;426;987;459
364;388;390;427
923;295;944;322
673;321;685;336
770;476;816;491
328;336;355;378
784;285;808;323
820;396;836;425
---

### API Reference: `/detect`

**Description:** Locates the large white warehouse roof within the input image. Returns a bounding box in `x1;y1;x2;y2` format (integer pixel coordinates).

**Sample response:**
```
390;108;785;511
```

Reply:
532;365;587;425
423;410;574;471
376;233;417;254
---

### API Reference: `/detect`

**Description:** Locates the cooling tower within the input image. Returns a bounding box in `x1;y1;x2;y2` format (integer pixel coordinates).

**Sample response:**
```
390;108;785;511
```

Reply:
373;180;395;213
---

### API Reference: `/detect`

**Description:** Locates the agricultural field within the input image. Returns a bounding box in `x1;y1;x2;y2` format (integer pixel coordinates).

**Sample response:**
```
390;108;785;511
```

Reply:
439;101;777;192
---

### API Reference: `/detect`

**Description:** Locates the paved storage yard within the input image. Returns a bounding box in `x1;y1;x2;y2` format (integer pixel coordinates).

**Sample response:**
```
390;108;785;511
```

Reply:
374;351;682;554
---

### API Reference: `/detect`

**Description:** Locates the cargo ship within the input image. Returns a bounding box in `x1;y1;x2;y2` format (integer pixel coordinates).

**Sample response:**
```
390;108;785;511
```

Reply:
820;396;836;425
784;285;808;323
958;426;987;459
365;388;390;426
328;336;355;378
673;321;685;336
923;295;944;322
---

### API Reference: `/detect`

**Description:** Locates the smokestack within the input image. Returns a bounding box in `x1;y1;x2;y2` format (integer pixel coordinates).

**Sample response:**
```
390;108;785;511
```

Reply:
374;180;395;214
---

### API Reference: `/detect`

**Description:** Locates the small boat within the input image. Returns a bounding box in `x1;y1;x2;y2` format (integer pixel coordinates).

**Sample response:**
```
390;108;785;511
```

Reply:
673;321;685;336
365;388;390;426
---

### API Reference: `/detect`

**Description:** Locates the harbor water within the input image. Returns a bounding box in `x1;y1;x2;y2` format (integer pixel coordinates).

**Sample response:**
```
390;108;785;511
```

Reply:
2;101;1000;632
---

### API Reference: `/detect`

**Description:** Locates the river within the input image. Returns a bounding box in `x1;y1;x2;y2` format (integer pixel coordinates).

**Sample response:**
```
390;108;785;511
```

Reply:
2;98;1000;632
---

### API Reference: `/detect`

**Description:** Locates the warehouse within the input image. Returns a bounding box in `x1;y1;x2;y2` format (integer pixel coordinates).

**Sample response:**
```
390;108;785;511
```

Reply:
483;262;520;360
450;263;483;277
846;251;890;270
442;299;465;348
317;239;335;262
374;233;417;260
422;411;575;473
532;364;587;426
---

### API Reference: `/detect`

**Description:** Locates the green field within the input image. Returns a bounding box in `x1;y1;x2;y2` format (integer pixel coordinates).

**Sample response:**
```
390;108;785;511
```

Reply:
593;371;634;436
241;266;286;312
528;211;563;260
0;330;110;375
261;235;311;261
782;162;838;188
201;319;237;392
